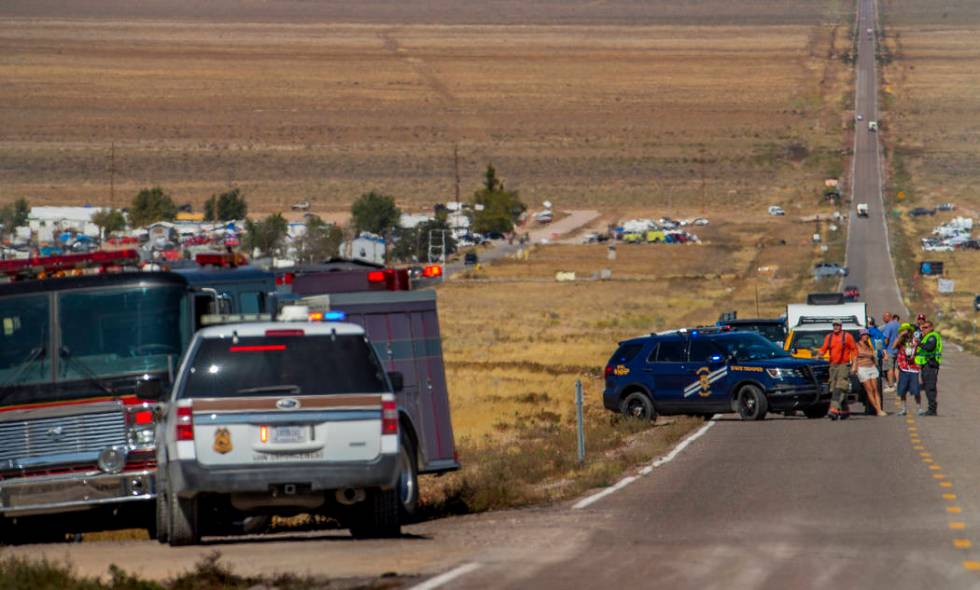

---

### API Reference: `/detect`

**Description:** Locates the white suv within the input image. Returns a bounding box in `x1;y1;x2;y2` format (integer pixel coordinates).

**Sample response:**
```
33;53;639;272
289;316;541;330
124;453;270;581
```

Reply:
152;319;411;545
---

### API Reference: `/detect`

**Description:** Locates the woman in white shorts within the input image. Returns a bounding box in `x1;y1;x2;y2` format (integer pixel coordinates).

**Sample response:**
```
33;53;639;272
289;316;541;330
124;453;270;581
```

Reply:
853;330;885;416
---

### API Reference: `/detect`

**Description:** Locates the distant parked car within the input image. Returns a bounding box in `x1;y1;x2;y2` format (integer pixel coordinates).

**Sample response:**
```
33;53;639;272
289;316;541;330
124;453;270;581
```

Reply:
856;203;869;217
937;202;956;211
868;121;878;131
291;200;311;211
975;295;980;312
908;207;936;217
464;251;478;266
813;262;848;279
768;205;785;216
843;285;861;301
485;231;505;240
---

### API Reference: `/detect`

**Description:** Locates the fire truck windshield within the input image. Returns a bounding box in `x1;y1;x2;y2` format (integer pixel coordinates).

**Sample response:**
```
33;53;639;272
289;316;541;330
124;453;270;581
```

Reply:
0;285;188;394
58;285;188;383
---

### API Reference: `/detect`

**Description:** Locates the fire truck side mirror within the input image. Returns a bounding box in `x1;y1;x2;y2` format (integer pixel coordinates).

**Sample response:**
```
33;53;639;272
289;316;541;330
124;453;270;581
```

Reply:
387;371;404;393
136;377;164;401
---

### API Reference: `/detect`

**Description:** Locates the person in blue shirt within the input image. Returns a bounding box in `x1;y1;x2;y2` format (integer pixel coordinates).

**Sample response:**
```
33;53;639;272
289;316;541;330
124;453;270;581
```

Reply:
880;312;900;391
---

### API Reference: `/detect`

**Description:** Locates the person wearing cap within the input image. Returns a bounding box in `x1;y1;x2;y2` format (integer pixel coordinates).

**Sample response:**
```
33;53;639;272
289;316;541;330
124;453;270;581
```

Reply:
853;329;885;416
818;320;857;420
914;319;943;416
894;323;922;416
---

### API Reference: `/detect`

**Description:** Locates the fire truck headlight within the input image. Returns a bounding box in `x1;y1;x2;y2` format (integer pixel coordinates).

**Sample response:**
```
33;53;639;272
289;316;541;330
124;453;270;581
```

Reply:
97;446;127;474
131;427;155;446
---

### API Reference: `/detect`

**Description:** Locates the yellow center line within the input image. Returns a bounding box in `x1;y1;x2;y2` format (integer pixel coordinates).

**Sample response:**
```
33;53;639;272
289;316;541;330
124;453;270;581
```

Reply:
948;506;963;514
930;465;942;471
913;445;925;450
940;482;954;488
964;561;980;571
911;439;923;445
954;539;972;549
943;493;957;500
950;522;966;530
923;458;934;464
920;452;932;457
933;474;946;480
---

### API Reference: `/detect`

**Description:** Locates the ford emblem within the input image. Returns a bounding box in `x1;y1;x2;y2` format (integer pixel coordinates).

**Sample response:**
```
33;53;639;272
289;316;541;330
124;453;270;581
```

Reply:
276;398;300;410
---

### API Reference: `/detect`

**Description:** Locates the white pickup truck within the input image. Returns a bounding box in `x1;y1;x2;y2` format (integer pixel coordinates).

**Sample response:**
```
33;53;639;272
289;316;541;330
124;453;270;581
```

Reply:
857;203;869;217
151;315;412;545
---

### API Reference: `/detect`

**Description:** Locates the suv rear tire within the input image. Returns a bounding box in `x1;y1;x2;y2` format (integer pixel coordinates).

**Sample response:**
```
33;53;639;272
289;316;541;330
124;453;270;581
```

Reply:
736;385;768;420
168;492;199;546
350;489;401;539
398;435;419;518
621;391;656;421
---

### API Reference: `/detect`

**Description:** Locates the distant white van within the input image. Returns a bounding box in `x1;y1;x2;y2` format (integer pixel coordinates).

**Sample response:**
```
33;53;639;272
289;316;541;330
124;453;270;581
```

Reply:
768;205;786;216
868;121;878;131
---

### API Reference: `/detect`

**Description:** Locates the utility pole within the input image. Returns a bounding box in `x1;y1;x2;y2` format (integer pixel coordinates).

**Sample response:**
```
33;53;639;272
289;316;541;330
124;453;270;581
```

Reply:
452;144;461;203
699;148;707;214
109;141;116;208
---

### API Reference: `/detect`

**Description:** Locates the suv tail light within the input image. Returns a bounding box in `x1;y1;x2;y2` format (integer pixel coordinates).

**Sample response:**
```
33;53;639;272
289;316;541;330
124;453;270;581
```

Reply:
604;365;614;378
176;406;194;441
381;400;398;435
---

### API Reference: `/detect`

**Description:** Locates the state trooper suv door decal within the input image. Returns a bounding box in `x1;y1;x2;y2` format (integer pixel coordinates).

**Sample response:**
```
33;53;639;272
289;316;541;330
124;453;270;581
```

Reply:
683;366;728;398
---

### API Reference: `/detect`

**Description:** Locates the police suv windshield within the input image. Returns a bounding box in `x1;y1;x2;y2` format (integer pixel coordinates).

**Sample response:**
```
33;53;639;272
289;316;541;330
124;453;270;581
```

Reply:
182;335;388;398
712;333;790;362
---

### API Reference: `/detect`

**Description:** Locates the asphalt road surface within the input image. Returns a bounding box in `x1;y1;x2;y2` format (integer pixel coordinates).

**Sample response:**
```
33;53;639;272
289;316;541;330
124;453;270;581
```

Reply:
13;2;980;588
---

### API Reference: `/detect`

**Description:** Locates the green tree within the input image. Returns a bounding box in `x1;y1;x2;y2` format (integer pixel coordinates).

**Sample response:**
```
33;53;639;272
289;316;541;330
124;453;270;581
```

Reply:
91;208;127;237
351;191;401;236
243;213;288;258
471;164;525;235
204;187;248;222
296;215;344;263
0;198;30;237
129;187;177;228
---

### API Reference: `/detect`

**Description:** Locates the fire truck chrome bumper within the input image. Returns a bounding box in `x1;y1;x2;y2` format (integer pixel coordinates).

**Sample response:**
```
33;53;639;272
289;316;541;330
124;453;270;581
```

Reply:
0;470;155;517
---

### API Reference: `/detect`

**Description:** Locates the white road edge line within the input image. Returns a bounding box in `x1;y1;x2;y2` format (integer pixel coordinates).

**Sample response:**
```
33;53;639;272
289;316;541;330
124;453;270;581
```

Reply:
408;562;483;590
572;416;719;510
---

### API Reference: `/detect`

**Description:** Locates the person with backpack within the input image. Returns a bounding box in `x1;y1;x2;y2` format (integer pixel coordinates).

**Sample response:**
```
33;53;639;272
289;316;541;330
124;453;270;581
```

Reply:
818;321;857;420
914;319;943;416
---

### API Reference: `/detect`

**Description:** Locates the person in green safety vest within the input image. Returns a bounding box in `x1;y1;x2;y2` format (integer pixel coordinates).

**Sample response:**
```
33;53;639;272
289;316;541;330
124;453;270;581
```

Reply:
914;319;942;416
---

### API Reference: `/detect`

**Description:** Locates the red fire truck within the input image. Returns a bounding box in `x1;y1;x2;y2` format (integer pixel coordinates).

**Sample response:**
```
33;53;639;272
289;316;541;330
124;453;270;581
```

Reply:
0;251;218;542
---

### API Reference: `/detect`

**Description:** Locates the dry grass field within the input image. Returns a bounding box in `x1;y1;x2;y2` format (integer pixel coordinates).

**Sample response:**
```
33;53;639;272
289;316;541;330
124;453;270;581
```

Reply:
0;1;851;214
879;1;980;349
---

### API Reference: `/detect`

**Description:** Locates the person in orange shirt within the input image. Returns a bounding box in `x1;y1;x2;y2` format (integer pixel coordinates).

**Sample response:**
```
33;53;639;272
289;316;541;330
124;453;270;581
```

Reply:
818;321;858;420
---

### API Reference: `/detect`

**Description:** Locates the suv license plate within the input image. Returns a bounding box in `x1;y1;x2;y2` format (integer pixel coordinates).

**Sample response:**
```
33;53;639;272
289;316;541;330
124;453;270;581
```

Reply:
272;425;307;444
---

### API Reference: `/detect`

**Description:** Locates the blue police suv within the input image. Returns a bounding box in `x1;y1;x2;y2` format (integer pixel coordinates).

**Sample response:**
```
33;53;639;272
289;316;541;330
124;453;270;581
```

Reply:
603;329;830;421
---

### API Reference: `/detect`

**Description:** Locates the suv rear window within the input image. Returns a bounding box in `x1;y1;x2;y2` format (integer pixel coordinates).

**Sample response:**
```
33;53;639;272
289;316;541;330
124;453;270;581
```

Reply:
182;335;388;398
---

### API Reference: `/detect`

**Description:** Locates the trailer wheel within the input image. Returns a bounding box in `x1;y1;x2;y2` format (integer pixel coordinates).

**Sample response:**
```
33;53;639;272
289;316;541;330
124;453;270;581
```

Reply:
168;492;199;546
398;435;419;518
621;391;656;421
349;489;401;539
737;385;768;421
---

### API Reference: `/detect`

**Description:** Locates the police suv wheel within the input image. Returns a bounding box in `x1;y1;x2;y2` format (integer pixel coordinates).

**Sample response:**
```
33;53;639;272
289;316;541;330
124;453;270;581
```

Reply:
803;404;830;419
621;392;655;421
737;385;768;421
